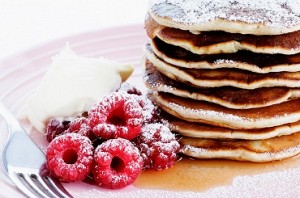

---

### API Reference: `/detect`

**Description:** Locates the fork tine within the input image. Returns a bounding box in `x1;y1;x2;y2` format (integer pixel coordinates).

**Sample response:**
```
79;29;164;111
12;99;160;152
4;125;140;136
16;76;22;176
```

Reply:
44;176;74;198
9;172;40;198
33;175;62;198
39;164;73;198
22;173;52;198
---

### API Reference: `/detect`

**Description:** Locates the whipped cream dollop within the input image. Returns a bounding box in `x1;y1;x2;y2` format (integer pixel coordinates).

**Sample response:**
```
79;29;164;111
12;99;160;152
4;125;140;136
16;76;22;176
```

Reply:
26;46;133;132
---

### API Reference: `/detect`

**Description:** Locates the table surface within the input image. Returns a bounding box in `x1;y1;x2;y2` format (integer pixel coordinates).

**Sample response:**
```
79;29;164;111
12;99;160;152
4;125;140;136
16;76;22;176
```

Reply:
0;0;148;60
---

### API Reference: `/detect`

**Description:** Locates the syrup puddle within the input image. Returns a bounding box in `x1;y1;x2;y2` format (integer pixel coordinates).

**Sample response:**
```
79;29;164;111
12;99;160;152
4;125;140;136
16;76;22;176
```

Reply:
134;156;300;192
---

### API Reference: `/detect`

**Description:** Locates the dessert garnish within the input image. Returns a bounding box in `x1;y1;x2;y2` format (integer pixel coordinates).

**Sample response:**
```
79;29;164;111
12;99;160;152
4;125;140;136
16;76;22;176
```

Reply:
88;92;143;140
45;84;180;189
26;46;133;132
46;133;94;182
93;138;143;189
135;123;180;170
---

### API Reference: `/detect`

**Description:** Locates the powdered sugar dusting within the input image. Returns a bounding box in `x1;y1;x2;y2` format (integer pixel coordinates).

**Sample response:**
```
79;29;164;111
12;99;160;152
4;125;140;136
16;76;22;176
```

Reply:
93;138;143;189
143;66;176;93
168;101;250;123
136;123;180;170
136;95;158;123
46;133;94;182
214;59;238;65
181;144;208;155
150;0;300;30
117;83;159;124
95;138;141;160
141;123;176;143
88;92;144;140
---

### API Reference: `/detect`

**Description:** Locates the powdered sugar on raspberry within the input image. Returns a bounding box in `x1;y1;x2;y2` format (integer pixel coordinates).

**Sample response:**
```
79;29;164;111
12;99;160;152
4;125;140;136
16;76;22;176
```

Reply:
93;138;143;189
88;92;143;140
150;0;300;30
117;83;158;123
136;123;180;170
67;117;93;138
136;95;159;123
96;138;141;157
117;82;142;95
46;133;94;182
141;123;176;143
45;83;180;188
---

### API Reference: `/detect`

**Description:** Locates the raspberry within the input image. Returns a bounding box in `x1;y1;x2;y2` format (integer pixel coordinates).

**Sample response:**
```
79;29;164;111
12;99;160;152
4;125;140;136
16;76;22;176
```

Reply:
117;82;142;95
46;133;94;182
117;83;159;123
88;92;143;140
67;117;94;140
136;123;180;170
45;119;71;142
136;95;161;123
92;138;143;189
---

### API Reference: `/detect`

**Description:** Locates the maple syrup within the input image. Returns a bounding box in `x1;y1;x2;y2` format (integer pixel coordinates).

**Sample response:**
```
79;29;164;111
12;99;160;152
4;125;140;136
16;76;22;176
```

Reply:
134;156;300;192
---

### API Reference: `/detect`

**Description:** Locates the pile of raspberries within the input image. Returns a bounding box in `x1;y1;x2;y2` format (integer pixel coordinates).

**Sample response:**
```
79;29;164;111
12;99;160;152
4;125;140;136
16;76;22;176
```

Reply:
45;83;180;189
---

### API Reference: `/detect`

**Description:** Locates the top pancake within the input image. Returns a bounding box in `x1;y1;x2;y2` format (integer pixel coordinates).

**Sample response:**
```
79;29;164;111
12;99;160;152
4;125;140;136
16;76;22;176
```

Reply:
149;0;300;35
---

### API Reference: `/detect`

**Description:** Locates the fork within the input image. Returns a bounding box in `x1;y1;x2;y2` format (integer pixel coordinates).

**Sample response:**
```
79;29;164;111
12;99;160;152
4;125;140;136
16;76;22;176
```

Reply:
0;101;73;198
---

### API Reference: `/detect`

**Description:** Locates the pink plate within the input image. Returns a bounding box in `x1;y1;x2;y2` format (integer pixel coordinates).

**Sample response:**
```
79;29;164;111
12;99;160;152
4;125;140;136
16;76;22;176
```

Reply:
0;25;300;198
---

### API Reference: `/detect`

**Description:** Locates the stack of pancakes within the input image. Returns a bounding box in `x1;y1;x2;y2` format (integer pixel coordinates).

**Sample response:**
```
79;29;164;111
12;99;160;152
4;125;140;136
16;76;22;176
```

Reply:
143;0;300;162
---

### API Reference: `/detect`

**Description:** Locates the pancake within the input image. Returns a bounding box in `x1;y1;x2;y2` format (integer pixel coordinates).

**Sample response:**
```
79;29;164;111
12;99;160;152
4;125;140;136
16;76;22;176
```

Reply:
162;112;300;140
151;37;300;73
146;16;300;55
149;0;300;35
144;64;300;109
149;91;300;129
179;132;300;162
145;47;300;89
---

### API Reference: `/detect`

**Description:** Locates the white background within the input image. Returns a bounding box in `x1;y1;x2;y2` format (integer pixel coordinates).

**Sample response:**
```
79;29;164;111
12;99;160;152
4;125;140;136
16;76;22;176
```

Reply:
0;0;148;59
